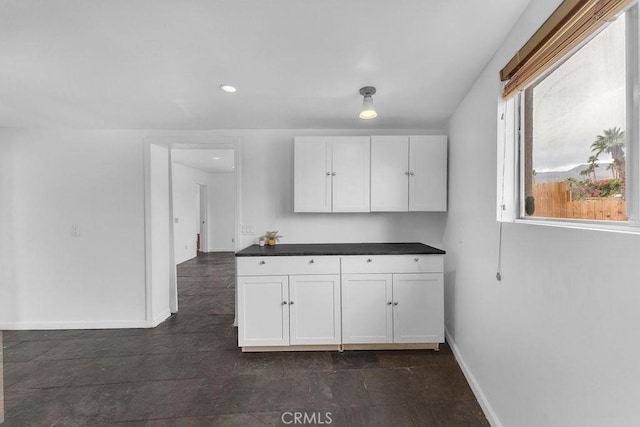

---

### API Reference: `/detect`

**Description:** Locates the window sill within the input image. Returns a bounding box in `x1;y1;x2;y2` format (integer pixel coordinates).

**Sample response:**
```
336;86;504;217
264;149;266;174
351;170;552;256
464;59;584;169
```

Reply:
513;217;640;235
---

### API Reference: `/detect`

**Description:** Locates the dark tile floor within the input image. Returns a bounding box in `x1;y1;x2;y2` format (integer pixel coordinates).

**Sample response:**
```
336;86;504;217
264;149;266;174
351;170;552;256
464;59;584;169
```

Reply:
2;252;487;426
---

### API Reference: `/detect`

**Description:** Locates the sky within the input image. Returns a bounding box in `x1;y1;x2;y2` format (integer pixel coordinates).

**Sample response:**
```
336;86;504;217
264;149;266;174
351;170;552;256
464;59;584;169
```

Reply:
531;15;626;173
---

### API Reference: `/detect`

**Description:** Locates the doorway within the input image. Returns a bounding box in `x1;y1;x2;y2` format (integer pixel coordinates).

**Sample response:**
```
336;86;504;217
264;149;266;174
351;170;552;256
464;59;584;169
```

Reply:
197;183;208;253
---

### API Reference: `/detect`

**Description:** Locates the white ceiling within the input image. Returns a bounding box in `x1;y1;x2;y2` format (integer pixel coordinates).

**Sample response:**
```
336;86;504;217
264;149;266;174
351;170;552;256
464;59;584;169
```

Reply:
0;0;531;130
172;149;235;173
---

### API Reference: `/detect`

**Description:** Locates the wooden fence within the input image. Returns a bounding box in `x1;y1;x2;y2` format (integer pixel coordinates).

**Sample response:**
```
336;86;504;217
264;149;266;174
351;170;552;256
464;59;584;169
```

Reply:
532;181;627;221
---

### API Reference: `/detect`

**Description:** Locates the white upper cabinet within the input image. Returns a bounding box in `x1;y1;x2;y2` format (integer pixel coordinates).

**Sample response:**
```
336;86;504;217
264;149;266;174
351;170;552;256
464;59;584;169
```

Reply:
294;137;332;213
371;135;447;212
370;136;410;211
409;136;447;212
294;136;370;213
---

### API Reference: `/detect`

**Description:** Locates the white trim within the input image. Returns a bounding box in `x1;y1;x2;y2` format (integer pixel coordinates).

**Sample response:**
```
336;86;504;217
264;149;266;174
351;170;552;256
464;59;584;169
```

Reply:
142;142;153;326
205;247;236;252
0;320;150;330
514;217;640;234
151;308;171;327
445;329;503;427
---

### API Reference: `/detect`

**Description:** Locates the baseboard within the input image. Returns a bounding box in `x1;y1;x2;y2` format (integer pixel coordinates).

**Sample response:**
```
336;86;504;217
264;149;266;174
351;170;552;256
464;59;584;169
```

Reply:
151;308;171;327
0;319;150;330
445;329;503;427
202;248;235;253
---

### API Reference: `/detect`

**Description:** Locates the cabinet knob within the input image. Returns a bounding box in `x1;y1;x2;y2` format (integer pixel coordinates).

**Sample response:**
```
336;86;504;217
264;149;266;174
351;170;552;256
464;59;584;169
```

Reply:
366;258;372;263
326;172;331;176
331;172;336;176
404;171;410;176
289;301;294;305
259;260;266;265
387;301;393;305
414;257;419;262
309;259;315;264
282;301;288;305
410;171;415;176
393;302;399;306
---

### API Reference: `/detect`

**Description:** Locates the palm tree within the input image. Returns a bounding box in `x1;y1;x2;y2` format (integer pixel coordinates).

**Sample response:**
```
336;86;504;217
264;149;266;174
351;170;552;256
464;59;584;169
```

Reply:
591;127;625;192
580;155;599;181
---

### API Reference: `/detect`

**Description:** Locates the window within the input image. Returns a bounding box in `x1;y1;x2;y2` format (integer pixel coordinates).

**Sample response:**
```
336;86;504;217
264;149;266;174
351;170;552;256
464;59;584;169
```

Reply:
523;12;629;222
498;2;639;229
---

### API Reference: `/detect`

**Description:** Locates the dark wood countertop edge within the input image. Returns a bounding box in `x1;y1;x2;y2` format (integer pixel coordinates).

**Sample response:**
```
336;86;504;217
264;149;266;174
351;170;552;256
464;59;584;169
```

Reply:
235;243;446;257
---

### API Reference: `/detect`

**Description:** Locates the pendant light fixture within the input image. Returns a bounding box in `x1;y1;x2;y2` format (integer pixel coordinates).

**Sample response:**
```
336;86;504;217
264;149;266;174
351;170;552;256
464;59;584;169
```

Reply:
359;86;377;120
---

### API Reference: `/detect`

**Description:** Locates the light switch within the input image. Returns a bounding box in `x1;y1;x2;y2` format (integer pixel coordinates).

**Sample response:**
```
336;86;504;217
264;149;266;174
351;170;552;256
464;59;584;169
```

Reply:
241;224;255;235
71;225;81;237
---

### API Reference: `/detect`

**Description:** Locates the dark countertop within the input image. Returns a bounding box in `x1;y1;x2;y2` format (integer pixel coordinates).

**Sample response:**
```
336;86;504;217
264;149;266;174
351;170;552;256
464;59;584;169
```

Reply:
235;242;445;257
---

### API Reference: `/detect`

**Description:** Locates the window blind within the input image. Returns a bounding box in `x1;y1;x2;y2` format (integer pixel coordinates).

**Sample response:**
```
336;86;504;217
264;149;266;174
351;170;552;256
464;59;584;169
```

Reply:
500;0;634;99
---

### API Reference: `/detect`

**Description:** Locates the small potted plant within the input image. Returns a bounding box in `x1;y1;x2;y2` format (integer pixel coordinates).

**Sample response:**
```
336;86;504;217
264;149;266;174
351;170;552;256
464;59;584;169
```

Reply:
262;231;282;246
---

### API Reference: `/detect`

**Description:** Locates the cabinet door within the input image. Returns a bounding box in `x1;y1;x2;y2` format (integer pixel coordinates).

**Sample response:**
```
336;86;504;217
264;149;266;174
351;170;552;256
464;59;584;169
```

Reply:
331;137;371;212
289;275;341;345
342;274;393;344
238;276;290;346
392;273;444;343
371;136;409;211
409;136;447;211
294;137;332;212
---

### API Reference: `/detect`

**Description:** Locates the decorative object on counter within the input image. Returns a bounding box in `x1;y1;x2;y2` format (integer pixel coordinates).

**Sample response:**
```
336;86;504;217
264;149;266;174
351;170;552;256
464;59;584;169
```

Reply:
261;231;282;246
258;237;266;247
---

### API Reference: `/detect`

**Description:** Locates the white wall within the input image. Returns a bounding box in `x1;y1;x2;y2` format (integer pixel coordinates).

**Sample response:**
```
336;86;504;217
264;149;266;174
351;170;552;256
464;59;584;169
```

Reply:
236;129;447;248
444;1;640;425
171;162;211;264
0;130;147;329
208;172;236;251
148;144;171;325
1;128;447;329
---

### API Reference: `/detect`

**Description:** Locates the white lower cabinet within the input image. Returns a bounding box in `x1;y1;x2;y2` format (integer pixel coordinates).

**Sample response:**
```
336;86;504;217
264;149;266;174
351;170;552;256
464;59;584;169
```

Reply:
237;254;444;351
392;273;444;343
342;273;443;344
237;273;341;347
341;274;393;344
237;275;290;347
289;275;341;345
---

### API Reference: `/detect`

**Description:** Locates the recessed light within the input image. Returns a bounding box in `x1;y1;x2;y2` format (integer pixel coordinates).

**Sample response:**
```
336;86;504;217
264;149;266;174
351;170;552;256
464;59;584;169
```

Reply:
212;157;220;160
219;84;237;93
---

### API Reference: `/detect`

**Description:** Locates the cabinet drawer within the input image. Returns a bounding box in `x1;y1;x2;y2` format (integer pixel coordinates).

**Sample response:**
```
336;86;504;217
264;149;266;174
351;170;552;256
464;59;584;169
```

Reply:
237;256;341;276
341;255;443;274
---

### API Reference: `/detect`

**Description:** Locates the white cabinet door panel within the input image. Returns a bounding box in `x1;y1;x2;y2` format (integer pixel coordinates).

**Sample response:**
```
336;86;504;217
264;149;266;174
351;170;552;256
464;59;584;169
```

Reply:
392;273;444;343
371;136;409;211
294;137;332;212
409;136;447;212
342;274;393;344
289;275;341;345
238;276;289;346
331;137;371;212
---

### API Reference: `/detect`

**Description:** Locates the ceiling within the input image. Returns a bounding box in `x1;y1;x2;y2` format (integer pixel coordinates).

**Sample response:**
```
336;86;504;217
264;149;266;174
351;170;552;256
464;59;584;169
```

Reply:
0;0;531;130
172;149;235;173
